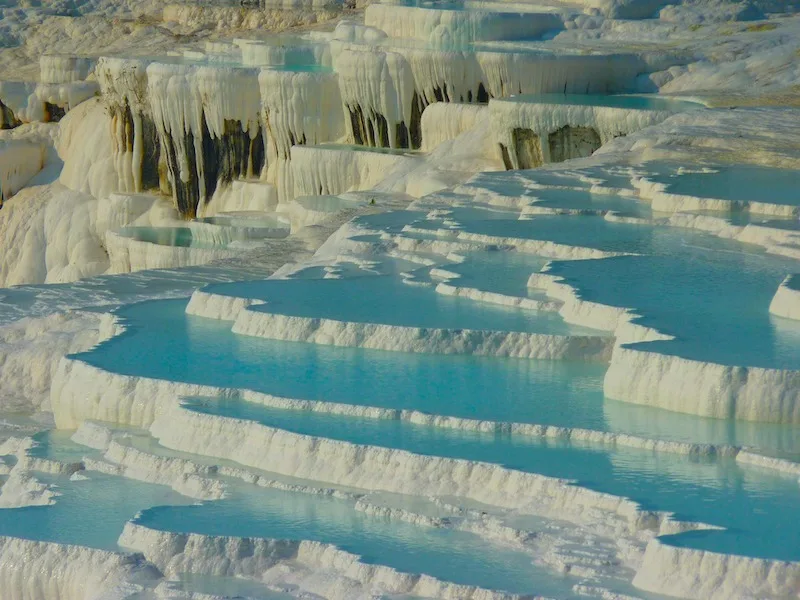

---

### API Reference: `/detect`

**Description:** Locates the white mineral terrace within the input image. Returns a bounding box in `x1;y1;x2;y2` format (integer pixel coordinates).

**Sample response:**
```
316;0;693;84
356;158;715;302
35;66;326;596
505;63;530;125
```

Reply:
0;0;799;599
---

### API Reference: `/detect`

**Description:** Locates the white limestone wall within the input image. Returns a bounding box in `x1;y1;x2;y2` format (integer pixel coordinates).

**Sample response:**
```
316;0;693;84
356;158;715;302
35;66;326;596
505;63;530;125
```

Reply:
39;56;95;84
290;145;418;197
0;536;160;600
420;102;486;150
105;230;239;274
489;99;677;167
332;45;416;148
634;537;800;600
0;141;45;202
365;4;564;46
200;179;278;216
769;275;800;321
120;523;515;600
259;68;345;162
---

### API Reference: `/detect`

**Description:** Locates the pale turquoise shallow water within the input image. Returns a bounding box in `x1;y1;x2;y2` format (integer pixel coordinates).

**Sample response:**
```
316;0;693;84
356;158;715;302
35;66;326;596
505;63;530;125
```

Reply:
406;209;800;368
198;273;606;335
77;298;800;452
647;164;800;207
3;158;800;596
6;432;624;598
183;397;800;562
62;290;800;564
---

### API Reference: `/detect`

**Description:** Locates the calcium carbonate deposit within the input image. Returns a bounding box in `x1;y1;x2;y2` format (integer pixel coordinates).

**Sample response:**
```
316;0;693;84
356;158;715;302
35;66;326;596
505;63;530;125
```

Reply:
0;0;799;597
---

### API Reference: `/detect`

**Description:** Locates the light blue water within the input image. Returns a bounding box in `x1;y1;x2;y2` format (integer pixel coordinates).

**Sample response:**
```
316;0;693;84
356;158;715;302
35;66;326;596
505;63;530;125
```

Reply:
525;187;651;217
409;210;800;368
502;93;705;111
410;210;650;252
445;250;551;297
117;227;218;249
0;454;191;549
132;478;580;597
198;274;603;335
167;574;295;599
196;214;289;229
544;241;800;369
78;299;610;427
3;432;587;597
183;397;800;561
648;163;800;207
75;299;800;453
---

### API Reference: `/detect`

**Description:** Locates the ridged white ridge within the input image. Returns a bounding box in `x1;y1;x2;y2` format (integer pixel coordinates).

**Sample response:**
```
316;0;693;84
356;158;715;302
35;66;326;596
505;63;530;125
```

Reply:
633;537;800;600
769;275;800;321
667;212;800;261
435;281;562;311
120;522;527;600
604;345;800;424
0;469;59;508
0;141;45;202
149;403;659;537
230;308;614;360
634;175;800;218
185;290;266;321
0;536;160;600
82;439;226;501
53;360;771;464
290;145;419;198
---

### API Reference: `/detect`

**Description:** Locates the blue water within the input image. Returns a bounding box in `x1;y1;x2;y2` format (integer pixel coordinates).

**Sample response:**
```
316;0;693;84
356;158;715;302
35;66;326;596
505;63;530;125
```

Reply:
78;299;610;428
648;163;800;207
183;397;800;561
525;187;651;217
408;210;800;368
132;479;577;597
75;298;800;453
0;432;587;596
446;250;550;297
545;243;800;369
198;274;602;335
0;463;191;549
117;227;216;249
502;93;705;111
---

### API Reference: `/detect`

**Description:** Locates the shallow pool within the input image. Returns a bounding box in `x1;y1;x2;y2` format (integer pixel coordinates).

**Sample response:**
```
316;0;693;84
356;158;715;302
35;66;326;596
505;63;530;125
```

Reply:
200;273;602;335
76;298;800;452
408;209;800;368
648;163;800;208
184;396;800;562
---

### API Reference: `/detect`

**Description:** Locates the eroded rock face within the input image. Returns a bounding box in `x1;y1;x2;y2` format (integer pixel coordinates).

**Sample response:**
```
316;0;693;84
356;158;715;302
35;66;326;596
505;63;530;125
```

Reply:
108;101;164;193
347;92;423;149
0;101;20;130
513;128;543;169
44;103;66;123
160;117;265;219
548;125;602;163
